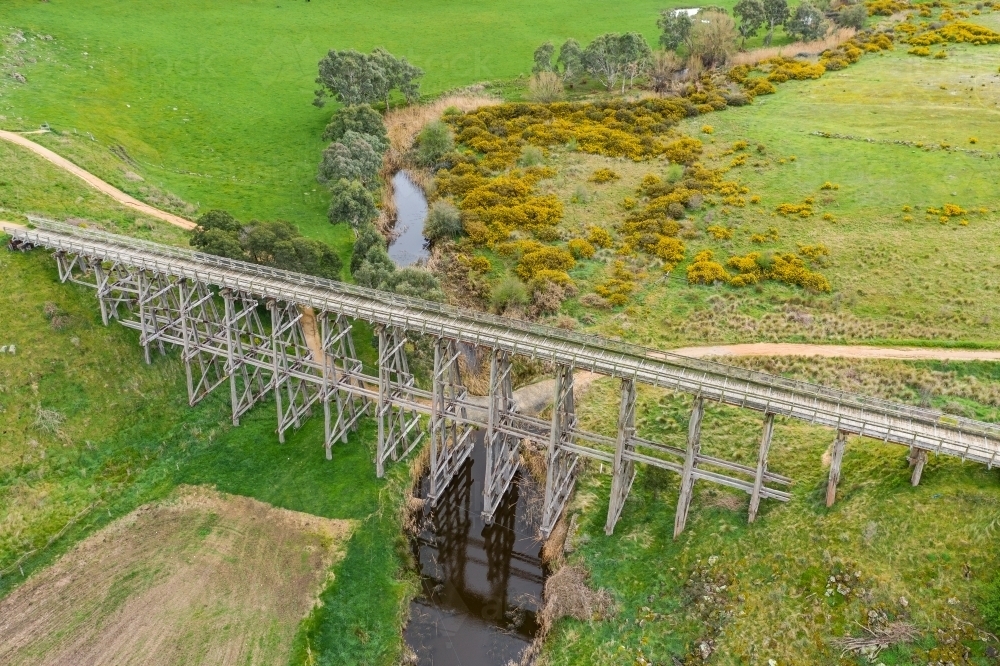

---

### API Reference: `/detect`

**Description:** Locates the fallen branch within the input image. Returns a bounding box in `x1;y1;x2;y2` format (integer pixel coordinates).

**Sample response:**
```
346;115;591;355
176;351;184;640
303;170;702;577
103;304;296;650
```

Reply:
831;621;919;659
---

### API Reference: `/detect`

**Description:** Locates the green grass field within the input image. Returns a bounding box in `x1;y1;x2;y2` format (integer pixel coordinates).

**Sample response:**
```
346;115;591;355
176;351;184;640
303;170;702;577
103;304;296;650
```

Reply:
544;369;1000;665
0;243;416;665
0;0;711;242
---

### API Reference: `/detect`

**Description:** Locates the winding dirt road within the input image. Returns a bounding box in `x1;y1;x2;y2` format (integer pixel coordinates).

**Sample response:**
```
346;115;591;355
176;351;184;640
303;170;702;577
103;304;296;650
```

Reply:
0;129;195;230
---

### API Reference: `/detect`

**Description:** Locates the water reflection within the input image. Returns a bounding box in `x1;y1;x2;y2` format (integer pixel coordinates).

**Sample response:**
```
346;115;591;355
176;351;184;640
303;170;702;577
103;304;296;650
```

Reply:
405;435;546;666
388;171;430;267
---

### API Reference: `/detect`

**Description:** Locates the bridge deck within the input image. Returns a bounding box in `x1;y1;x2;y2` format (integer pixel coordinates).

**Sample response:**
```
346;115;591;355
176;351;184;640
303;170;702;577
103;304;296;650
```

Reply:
7;219;1000;469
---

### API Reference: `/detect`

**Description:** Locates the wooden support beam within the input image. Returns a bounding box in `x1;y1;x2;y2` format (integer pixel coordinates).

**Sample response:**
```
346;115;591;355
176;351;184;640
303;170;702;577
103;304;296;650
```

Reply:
605;378;637;536
826;430;848;507
748;412;775;523
910;448;928;486
673;397;704;539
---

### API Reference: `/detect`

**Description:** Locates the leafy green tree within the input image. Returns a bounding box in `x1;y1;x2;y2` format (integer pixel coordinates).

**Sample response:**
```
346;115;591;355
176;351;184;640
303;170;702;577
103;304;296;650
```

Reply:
323;104;388;152
314;49;385;107
422;200;463;242
372;47;423;106
786;2;827;41
762;0;791;45
557;39;584;81
189;214;341;280
351;224;388;273
657;9;693;51
388;267;445;300
328;178;378;228
582;33;651;92
836;3;867;29
734;0;767;47
416;120;454;166
314;48;423;108
532;42;555;73
191;228;244;259
190;209;241;250
318;131;382;189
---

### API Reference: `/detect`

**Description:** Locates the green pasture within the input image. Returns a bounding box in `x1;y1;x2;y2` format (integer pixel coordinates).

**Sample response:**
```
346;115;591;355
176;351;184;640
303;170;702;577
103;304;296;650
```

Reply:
0;0;721;242
0;244;415;665
543;372;1000;665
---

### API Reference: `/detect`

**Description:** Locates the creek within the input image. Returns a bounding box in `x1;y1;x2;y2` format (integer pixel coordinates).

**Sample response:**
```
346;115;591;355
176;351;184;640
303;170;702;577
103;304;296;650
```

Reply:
388;171;430;267
404;433;547;665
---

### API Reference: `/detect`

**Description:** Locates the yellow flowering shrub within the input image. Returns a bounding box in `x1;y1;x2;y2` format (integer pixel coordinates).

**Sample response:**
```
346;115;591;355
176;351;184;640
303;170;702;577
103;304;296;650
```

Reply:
866;0;909;15
589;168;621;183
766;58;826;82
909;46;931;56
702;125;714;134
662;137;704;165
568;238;596;259
732;140;749;151
531;269;573;286
942;203;966;217
653;237;686;269
820;181;840;190
909;21;1000;46
516;246;575;280
458;255;492;273
769;253;831;292
776;202;814;217
707;225;734;240
687;250;731;285
586;226;613;249
797;243;830;261
594;261;637;306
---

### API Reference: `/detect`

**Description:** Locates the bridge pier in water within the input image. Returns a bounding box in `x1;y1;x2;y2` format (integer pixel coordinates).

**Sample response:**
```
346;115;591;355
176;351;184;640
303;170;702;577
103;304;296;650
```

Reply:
11;219;1000;542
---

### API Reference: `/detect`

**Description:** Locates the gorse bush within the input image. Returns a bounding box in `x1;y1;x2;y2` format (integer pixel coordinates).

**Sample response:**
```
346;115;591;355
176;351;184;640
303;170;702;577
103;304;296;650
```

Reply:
568;238;596;259
589;168;620;183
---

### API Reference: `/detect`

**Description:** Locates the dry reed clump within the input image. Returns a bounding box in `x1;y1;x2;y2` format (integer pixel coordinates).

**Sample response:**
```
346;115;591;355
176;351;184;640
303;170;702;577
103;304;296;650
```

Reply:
537;564;615;632
730;28;857;67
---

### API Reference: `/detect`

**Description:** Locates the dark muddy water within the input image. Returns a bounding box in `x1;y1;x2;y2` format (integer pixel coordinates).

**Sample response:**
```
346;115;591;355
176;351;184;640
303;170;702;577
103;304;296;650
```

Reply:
405;435;546;666
388;171;430;267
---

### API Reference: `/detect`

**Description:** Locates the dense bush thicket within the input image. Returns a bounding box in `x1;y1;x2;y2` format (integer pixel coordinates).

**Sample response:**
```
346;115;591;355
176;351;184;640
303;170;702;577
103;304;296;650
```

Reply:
190;210;342;280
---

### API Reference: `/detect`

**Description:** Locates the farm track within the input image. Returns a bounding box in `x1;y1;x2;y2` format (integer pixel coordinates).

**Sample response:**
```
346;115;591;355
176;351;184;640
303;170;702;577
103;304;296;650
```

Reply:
0;130;195;230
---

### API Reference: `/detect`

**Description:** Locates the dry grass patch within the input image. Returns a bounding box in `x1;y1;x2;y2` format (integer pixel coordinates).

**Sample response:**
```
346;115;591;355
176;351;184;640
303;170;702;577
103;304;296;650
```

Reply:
730;28;858;67
0;485;353;666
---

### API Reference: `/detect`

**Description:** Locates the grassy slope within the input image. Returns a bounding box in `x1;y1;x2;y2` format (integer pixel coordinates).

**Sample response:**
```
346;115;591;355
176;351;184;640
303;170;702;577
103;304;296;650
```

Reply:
544;374;1000;665
0;0;704;244
527;27;1000;347
0;206;414;664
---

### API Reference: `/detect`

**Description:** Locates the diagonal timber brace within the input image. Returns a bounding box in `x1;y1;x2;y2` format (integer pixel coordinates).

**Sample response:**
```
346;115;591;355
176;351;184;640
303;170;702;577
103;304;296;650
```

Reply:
748;412;776;523
605;377;638;536
269;300;323;443
375;325;422;477
319;312;368;459
483;349;521;524
826;430;848;507
541;364;579;538
428;337;475;504
178;279;227;407
674;396;705;538
222;289;272;426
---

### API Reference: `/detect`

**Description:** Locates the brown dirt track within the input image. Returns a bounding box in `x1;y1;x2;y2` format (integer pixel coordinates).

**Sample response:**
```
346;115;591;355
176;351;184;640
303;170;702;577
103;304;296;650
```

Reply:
0;486;353;666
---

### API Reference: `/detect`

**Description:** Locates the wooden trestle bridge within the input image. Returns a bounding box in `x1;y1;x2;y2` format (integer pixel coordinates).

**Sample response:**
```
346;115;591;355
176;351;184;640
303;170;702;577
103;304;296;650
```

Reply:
6;218;1000;539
